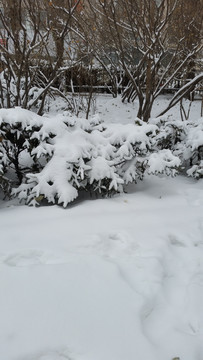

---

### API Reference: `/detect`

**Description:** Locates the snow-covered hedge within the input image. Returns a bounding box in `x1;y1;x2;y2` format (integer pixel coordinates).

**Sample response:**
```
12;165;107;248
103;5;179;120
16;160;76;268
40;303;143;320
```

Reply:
0;108;185;206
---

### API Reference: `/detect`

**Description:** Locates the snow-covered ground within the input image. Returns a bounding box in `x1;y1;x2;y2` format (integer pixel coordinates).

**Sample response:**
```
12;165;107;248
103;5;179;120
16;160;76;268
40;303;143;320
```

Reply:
95;94;202;124
1;95;203;360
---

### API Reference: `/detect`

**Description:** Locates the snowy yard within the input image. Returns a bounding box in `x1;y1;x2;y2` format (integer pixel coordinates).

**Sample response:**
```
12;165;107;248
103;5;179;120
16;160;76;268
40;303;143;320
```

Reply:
1;95;203;360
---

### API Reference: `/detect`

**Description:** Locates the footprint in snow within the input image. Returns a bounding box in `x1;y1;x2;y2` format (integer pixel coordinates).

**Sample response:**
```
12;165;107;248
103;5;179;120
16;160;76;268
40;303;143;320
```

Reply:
1;250;69;267
5;250;45;267
22;348;76;360
38;353;72;360
168;234;186;247
38;354;70;360
96;231;139;258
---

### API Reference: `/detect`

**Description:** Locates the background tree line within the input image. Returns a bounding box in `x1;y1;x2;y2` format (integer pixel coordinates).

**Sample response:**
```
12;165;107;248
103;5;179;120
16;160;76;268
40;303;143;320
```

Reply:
0;0;202;120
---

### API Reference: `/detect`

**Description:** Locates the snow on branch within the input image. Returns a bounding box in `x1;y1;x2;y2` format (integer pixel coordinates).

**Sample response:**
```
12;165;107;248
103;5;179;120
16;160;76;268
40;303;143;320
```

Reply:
158;73;203;117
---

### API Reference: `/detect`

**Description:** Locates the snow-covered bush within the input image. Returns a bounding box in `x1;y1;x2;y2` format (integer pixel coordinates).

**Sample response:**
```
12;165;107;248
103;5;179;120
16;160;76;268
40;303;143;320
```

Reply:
183;118;203;179
149;115;203;179
149;116;186;151
0;108;51;186
0;108;181;207
0;168;11;197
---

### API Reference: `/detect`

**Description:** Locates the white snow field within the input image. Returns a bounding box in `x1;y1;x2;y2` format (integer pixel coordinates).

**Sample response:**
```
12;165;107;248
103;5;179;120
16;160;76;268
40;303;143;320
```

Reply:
1;176;203;360
1;96;203;360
